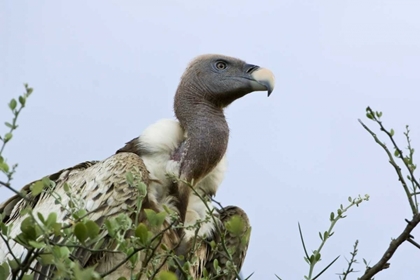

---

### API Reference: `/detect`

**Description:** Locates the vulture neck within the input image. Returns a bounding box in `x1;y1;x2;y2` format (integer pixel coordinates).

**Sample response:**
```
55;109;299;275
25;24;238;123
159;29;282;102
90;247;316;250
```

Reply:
174;88;229;184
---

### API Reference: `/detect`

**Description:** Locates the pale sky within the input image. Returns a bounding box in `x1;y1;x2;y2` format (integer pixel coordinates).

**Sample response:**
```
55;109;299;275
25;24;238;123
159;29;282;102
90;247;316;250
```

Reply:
1;1;420;279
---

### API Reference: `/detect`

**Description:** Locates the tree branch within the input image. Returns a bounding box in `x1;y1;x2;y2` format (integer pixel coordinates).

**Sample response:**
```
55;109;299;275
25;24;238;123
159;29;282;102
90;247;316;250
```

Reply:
359;213;420;280
359;119;418;214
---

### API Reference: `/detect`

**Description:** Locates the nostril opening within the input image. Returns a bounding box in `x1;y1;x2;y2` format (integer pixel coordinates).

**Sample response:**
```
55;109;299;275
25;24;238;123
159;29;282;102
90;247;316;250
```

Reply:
246;65;259;74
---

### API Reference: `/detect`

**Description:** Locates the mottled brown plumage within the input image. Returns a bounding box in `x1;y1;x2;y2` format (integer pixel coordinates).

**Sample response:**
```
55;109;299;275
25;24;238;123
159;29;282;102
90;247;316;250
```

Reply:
1;153;178;280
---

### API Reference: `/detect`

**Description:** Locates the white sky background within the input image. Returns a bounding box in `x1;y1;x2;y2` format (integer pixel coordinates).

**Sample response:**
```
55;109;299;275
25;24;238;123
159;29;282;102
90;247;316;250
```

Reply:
1;1;420;279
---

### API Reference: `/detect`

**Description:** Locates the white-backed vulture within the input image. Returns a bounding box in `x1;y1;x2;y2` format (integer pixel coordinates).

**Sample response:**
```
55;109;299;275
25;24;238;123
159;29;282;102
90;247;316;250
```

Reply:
0;54;275;280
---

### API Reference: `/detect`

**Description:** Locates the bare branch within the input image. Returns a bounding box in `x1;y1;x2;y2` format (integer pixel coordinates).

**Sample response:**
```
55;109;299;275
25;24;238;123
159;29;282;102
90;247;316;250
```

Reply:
359;213;420;280
406;237;420;250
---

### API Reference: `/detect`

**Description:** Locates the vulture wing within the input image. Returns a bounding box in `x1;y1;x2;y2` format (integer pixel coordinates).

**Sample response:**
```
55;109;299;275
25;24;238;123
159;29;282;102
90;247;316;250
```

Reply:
0;152;180;280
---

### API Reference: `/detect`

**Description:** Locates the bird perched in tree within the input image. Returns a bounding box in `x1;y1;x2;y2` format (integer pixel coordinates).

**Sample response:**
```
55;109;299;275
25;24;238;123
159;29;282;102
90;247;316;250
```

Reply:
0;54;274;280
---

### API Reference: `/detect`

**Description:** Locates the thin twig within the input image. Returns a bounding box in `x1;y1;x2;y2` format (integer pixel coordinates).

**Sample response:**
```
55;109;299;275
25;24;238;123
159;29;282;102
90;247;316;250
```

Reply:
49;241;120;254
340;240;359;280
407;237;420;250
0;180;30;202
359;119;417;214
100;220;176;278
0;234;21;266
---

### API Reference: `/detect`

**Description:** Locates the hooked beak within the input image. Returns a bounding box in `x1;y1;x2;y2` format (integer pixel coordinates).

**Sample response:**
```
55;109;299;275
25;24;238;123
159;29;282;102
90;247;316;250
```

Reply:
248;66;275;96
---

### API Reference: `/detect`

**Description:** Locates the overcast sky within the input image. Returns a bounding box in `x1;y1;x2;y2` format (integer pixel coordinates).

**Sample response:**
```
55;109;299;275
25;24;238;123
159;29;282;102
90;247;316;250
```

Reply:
1;1;420;279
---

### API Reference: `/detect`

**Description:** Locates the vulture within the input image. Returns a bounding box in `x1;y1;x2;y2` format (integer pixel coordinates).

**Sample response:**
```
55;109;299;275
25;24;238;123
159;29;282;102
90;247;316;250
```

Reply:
0;54;275;280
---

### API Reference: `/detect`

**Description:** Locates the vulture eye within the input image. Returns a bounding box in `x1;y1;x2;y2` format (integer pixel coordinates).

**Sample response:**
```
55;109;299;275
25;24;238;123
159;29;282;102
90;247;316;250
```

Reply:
215;61;227;70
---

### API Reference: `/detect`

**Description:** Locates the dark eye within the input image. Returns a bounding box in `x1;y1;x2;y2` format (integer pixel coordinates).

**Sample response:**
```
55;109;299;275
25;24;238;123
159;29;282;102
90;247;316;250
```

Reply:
215;61;227;70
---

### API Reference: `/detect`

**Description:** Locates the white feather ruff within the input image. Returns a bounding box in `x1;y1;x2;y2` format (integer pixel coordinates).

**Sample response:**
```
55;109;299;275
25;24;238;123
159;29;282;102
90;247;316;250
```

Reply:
138;119;227;237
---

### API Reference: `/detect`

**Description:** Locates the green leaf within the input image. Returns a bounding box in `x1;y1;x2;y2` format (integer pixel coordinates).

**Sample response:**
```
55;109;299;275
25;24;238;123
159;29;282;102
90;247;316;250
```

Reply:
4;133;12;143
128;249;138;266
73;209;87;220
46;212;57;227
144;209;166;228
74;222;88;243
4;122;14;129
323;231;329;241
135;223;149;245
20;207;31;216
22;274;34;280
318;232;323;241
28;240;45;249
144;209;157;225
39;254;54;265
20;217;36;240
73;263;100;280
52;222;62;236
115;213;132;230
213;258;219;270
85;220;100;239
8;99;17;110
366;112;373;119
0;262;10;279
105;219;118;237
225;215;246;237
137;182;147;196
41;177;54;188
8;259;19;270
0;162;9;173
155;212;167;227
202;268;208;278
330;212;334;221
31;181;44;196
390;129;395;136
63;183;70;192
37;212;46;224
25;85;33;95
241;227;251;246
59;246;70;259
126;172;134;185
156;271;177;280
1;223;9;235
19;96;26;106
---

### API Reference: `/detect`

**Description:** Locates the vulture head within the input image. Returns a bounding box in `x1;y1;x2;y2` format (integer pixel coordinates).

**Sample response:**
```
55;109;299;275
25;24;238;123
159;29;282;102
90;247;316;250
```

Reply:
172;54;275;223
175;54;275;110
